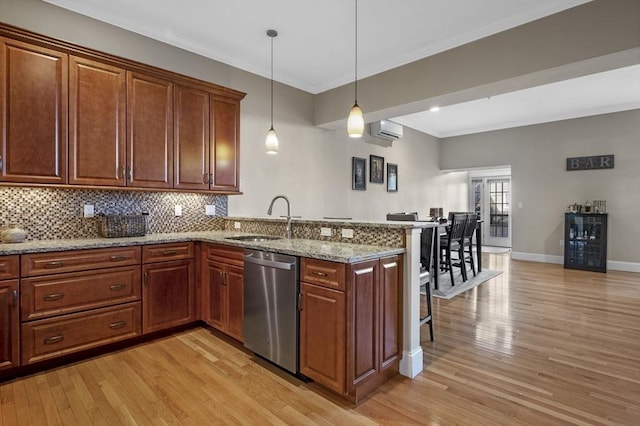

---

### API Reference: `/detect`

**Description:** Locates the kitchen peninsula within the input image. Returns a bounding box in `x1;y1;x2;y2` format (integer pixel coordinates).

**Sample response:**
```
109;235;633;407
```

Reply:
0;217;431;403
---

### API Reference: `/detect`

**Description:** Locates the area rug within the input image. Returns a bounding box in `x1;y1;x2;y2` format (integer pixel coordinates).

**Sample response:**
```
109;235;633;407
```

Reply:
430;269;503;299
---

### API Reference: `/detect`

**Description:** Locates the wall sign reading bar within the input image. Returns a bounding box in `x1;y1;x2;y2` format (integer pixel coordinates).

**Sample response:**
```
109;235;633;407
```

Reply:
566;154;614;171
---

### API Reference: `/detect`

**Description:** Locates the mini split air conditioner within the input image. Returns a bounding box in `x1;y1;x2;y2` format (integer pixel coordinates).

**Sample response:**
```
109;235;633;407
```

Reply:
370;120;403;141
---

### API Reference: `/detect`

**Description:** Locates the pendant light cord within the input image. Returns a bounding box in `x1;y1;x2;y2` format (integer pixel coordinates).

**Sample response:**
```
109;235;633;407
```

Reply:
354;0;358;104
270;34;274;127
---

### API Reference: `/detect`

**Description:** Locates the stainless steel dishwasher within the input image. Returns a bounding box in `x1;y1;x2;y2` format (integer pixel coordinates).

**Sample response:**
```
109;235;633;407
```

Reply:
243;249;299;374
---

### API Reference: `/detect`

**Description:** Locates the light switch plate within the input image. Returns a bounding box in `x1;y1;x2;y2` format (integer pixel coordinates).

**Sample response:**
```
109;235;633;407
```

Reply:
174;205;182;216
341;228;354;238
320;227;332;237
205;205;216;216
234;221;241;229
83;204;94;218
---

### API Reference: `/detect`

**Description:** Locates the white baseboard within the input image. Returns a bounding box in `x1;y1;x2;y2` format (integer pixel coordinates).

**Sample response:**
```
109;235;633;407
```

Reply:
399;347;423;378
511;252;640;273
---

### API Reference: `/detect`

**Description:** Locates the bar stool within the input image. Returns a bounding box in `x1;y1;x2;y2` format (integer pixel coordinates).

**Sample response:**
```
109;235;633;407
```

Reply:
440;213;467;285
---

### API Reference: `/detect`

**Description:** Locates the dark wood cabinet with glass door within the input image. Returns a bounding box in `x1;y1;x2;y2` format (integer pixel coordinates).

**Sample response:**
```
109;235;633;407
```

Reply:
564;213;608;272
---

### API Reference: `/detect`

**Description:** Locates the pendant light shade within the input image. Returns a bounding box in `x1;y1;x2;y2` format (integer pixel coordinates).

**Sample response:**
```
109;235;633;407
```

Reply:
347;103;364;137
265;29;279;154
347;0;364;138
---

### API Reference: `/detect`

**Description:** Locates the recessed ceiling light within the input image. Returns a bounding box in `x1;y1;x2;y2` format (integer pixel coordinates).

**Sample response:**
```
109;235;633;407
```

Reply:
430;106;440;112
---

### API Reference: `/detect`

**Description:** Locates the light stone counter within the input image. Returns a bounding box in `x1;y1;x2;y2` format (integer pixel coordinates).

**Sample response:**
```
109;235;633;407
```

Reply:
0;231;404;263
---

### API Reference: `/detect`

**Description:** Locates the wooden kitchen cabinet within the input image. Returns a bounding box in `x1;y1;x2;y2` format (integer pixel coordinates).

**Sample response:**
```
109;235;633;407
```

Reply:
19;247;143;365
0;255;19;371
174;84;210;190
0;37;67;184
210;96;240;192
127;71;174;189
300;281;346;394
142;243;196;333
299;255;402;403
68;55;126;187
201;244;244;341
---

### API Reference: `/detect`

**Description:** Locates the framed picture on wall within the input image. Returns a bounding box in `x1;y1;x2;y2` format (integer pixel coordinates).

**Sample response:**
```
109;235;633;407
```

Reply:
352;157;367;190
387;163;398;192
370;155;384;184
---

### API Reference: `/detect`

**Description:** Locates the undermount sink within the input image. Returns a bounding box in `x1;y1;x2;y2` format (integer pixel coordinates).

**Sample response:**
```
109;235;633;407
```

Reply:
225;235;283;242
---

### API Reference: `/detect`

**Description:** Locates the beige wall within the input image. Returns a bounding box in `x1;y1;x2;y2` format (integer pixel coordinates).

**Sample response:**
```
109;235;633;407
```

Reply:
441;110;640;267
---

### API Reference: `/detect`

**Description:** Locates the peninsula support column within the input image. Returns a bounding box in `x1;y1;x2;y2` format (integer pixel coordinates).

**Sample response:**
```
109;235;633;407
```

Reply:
399;227;423;378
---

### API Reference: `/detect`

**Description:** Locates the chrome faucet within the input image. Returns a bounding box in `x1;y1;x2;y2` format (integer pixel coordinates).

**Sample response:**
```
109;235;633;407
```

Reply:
267;195;292;239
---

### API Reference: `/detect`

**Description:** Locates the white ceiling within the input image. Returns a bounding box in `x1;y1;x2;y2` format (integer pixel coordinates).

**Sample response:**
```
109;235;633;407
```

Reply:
43;0;639;138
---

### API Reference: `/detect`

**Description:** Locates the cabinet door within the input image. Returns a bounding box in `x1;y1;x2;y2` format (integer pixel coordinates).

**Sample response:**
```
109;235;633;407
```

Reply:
379;255;401;370
299;282;345;395
127;71;173;188
69;56;126;186
174;85;210;190
202;259;226;330
142;259;195;333
0;38;67;184
0;280;19;370
226;264;244;341
210;96;239;192
347;259;379;387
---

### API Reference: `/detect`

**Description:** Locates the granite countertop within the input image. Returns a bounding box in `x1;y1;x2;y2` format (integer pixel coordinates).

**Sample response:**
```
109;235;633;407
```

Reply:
0;231;404;264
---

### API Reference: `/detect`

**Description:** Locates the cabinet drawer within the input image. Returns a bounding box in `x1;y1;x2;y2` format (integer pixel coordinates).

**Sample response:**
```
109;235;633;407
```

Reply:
301;258;345;291
21;302;141;365
0;255;19;280
205;243;244;267
21;265;141;321
142;242;194;263
21;246;141;277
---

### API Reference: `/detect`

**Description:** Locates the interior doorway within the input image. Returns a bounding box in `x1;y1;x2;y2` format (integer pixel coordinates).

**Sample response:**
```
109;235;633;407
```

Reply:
470;170;512;248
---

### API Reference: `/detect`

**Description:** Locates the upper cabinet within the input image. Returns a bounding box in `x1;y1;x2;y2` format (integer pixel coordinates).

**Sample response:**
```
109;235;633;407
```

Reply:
0;37;68;184
174;85;210;191
69;56;126;187
0;24;245;193
127;72;174;189
211;96;240;192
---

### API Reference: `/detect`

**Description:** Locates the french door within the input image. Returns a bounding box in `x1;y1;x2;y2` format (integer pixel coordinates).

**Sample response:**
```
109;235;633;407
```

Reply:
471;176;511;247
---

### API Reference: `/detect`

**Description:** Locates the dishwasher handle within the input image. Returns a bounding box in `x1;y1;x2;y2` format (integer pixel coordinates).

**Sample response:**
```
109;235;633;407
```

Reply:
244;252;296;270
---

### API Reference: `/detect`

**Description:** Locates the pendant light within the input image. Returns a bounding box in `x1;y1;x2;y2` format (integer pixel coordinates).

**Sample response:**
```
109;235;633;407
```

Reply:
347;0;364;138
265;29;279;154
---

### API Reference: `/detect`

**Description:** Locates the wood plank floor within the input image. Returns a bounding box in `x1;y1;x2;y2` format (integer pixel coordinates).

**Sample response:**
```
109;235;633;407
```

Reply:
1;253;639;425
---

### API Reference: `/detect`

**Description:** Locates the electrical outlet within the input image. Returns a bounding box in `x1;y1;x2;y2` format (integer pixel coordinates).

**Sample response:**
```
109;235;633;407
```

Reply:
320;227;332;237
341;228;354;238
174;205;182;216
234;221;241;229
83;204;94;218
205;205;216;216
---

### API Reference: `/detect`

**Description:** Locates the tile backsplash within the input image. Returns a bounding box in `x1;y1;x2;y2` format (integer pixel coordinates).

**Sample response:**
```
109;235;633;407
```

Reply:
0;187;226;240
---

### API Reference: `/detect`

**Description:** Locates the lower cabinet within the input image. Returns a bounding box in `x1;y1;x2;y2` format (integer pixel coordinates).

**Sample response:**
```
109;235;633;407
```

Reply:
21;303;141;365
142;243;195;334
299;254;402;403
0;275;19;370
201;244;244;341
18;247;143;365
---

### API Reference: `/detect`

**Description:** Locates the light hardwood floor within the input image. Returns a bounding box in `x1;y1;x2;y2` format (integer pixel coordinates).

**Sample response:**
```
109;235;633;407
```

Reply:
1;253;639;425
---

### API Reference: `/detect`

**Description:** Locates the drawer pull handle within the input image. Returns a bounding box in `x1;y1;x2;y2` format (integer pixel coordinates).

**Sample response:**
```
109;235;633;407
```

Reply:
312;271;328;277
44;261;64;268
12;290;18;307
110;284;126;291
110;255;130;261
109;321;127;330
44;335;64;345
43;293;64;301
162;250;177;256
